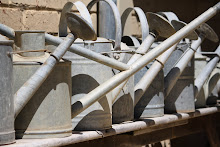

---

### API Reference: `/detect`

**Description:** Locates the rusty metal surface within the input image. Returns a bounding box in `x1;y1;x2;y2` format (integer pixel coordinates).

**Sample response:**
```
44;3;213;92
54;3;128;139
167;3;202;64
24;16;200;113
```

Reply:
14;30;45;57
0;40;15;145
13;56;72;139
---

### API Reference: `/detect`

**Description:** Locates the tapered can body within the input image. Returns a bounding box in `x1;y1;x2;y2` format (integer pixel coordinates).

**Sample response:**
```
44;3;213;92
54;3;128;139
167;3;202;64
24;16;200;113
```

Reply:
65;38;113;130
13;54;72;138
0;40;15;145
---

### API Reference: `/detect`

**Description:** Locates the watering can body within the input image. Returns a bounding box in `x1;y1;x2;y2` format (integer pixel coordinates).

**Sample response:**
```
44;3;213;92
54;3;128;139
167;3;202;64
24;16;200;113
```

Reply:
13;31;72;139
112;42;134;124
0;40;15;145
65;38;113;131
164;43;195;113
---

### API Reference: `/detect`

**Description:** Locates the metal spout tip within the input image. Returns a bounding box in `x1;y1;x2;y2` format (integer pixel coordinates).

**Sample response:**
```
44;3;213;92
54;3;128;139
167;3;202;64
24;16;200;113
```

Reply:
65;12;97;41
214;2;220;13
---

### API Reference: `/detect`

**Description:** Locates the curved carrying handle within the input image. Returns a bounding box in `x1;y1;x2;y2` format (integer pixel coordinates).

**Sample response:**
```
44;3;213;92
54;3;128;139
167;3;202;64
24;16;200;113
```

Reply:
157;12;179;22
87;0;122;50
59;1;92;37
121;7;149;41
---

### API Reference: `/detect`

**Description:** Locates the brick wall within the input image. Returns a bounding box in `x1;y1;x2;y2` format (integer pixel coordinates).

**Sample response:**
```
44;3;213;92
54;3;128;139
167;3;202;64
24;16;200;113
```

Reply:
0;0;218;51
0;0;97;33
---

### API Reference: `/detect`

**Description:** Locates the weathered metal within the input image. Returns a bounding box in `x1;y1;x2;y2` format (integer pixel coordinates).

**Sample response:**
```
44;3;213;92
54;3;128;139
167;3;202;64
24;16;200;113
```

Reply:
88;0;121;50
164;23;219;113
45;34;129;71
12;30;72;138
164;23;218;98
0;24;15;39
0;39;15;145
130;13;176;118
194;52;208;78
112;7;148;124
71;3;220;119
0;22;129;71
121;7;148;86
134;19;198;118
68;38;113;130
195;45;220;107
59;1;93;37
134;13;181;118
99;0;117;40
14;12;97;117
112;12;176;104
14;55;72;139
14;31;45;57
121;7;149;41
59;2;116;130
194;45;220;98
134;68;165;118
162;19;198;76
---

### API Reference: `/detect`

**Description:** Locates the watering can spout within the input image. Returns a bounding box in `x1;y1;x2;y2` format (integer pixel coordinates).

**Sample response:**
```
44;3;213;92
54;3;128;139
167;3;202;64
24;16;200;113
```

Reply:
214;2;220;13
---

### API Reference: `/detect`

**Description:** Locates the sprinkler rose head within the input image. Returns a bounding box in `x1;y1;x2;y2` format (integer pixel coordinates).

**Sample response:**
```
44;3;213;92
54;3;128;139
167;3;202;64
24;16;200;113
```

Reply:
196;23;219;43
171;20;198;40
65;12;97;41
146;12;176;38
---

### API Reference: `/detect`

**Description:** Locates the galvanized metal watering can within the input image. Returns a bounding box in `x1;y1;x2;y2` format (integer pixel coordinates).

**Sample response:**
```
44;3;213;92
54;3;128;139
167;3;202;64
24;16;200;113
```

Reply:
0;9;97;143
0;2;219;145
112;6;148;124
69;2;220;124
0;36;14;145
58;0;123;130
134;14;199;119
195;45;220;107
164;22;219;113
13;31;72;139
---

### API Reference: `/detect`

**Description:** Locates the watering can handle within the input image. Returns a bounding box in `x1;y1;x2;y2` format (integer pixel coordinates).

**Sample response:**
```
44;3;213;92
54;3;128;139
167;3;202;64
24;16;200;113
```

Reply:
157;12;179;22
59;1;93;37
87;0;122;51
121;7;149;42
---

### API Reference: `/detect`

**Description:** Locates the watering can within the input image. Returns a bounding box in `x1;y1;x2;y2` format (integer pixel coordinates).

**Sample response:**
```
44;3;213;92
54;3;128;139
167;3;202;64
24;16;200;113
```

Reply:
0;9;97;143
164;22;219;113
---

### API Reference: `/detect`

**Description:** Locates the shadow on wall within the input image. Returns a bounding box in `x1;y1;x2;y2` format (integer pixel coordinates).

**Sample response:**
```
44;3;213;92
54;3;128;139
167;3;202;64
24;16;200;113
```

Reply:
133;0;220;52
